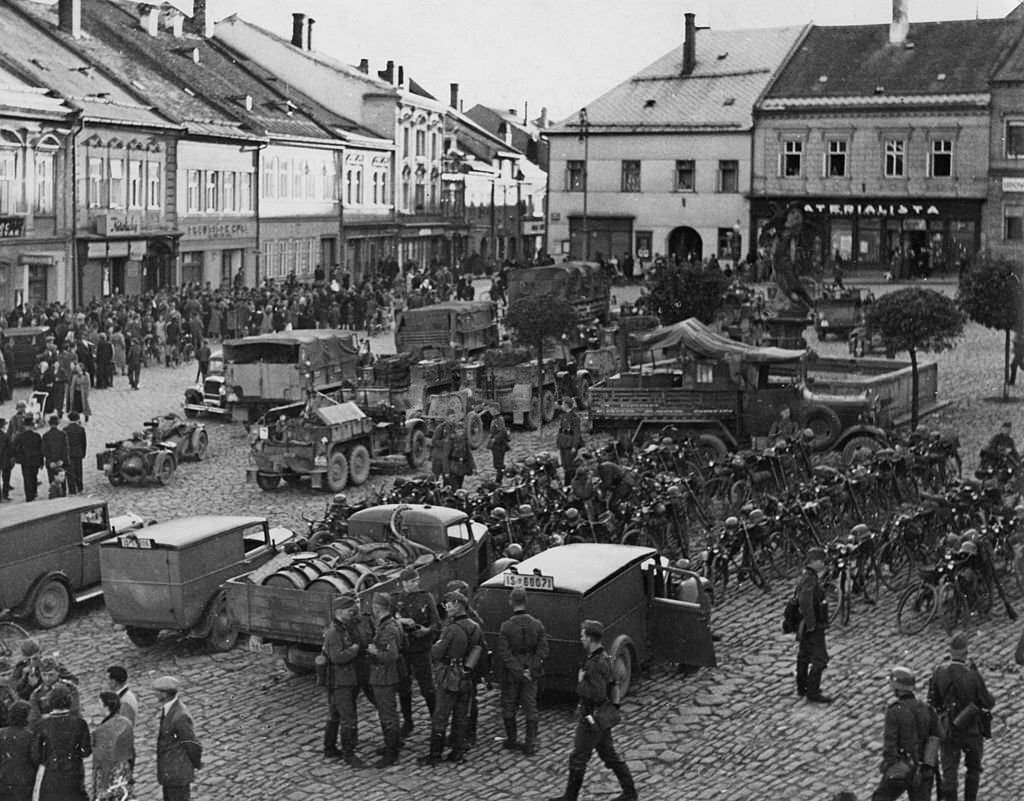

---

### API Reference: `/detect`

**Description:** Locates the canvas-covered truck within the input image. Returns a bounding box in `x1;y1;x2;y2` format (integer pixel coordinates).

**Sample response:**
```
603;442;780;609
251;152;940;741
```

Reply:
459;351;561;430
221;330;359;423
394;301;499;359
223;503;493;674
506;262;611;324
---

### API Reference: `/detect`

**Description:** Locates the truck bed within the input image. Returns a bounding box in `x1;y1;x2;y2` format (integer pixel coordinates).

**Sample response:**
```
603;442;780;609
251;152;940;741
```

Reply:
589;386;738;427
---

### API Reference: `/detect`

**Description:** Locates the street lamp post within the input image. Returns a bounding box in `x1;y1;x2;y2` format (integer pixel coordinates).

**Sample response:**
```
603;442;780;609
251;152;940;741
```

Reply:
579;107;590;261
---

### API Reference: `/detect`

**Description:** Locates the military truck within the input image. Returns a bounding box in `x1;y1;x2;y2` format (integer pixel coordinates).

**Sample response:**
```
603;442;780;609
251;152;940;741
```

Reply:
506;262;611;324
221;330;359;423
247;398;429;492
394;301;499;359
459;350;561;430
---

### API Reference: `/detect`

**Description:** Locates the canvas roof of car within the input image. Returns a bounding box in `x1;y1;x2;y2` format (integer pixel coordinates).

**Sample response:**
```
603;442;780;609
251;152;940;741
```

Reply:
480;543;657;595
98;515;266;550
0;496;107;529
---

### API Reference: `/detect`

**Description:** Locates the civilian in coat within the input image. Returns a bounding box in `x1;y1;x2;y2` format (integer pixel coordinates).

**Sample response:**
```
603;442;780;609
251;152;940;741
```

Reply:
30;685;91;801
13;417;43;502
95;332;114;389
64;412;87;495
65;362;91;420
0;700;34;801
41;415;69;486
91;691;134;801
153;676;202;801
0;418;13;501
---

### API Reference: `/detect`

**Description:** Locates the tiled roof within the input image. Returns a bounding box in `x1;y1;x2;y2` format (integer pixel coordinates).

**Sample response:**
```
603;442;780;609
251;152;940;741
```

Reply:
765;18;1023;100
548;25;805;134
0;84;73;119
761;93;990;110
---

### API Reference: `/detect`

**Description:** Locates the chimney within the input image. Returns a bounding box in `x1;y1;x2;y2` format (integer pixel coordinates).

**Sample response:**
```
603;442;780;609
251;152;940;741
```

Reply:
191;0;214;37
449;82;459;109
306;18;315;50
889;0;909;45
502;122;512;146
57;0;81;38
165;8;184;38
523;101;529;126
291;13;305;48
139;3;159;37
539;107;548;129
358;58;369;74
378;60;395;84
397;65;405;88
683;12;696;75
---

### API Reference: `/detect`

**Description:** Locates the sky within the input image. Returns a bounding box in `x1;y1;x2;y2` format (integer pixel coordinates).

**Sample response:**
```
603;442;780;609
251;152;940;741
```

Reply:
169;0;1021;123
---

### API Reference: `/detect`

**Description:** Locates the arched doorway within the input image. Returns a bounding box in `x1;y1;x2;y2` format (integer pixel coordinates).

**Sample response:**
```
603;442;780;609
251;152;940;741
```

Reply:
667;226;703;264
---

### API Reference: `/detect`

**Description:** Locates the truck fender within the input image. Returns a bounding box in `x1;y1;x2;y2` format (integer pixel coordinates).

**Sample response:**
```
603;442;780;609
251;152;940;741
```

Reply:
404;417;427;433
606;634;637;702
835;424;888;446
15;570;72;619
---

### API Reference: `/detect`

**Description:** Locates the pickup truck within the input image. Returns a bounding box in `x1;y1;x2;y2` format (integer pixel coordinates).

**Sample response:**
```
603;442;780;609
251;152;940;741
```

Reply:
224;504;493;674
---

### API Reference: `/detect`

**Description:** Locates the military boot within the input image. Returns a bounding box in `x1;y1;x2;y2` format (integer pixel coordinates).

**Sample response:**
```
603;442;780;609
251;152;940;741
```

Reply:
546;768;585;801
805;666;833;704
323;720;341;758
399;692;415;737
373;730;401;769
522;720;539;756
795;660;809;697
610;761;638;801
340;729;365;769
416;731;445;767
502;718;519;751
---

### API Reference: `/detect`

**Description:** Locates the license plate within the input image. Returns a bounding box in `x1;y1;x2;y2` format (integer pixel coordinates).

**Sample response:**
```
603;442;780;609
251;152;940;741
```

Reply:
502;572;555;591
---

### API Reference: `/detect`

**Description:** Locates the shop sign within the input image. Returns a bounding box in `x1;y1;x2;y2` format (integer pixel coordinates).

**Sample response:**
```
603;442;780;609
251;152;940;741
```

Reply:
1002;177;1024;193
0;216;24;238
522;220;546;235
183;221;256;240
418;228;432;236
803;202;941;218
94;214;141;236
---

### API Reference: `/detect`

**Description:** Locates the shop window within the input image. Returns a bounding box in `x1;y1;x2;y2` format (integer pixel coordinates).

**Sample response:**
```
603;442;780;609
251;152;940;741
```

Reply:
858;219;882;263
87;156;104;208
620;160;641;192
1006;122;1024;158
718;160;738;193
781;140;802;177
1005;206;1024;241
28;264;47;305
182;252;202;285
674;159;695;191
826;139;847;177
930;140;952;178
566;160;585;192
146;161;162;209
34;150;55;214
884;139;906;177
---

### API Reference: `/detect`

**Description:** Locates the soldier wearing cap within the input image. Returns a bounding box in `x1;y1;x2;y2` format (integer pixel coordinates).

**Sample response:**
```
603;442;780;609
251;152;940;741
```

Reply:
367;592;403;768
927;633;995;801
418;591;483;766
394;567;439;738
498;585;548;756
871;666;939;801
794;546;833;704
548;619;636;801
556;398;584;483
321;593;368;766
28;657;80;729
153;676;202;801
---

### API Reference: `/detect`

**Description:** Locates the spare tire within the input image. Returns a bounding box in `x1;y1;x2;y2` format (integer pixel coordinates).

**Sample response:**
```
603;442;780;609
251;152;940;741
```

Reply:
695;433;729;464
802;404;843;451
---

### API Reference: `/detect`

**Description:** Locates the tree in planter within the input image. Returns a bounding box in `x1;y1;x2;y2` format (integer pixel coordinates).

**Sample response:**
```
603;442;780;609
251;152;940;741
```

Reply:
957;256;1023;401
864;287;965;429
646;263;730;325
505;296;578;424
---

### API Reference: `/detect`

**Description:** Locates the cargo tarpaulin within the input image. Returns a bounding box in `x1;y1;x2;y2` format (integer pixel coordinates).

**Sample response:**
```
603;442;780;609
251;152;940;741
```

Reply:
223;330;358;373
639;318;806;364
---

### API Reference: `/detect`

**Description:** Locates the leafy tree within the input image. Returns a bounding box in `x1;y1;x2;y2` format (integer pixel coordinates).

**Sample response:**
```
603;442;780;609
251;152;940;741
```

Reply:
505;295;578;418
957;256;1023;400
646;264;730;325
864;287;965;428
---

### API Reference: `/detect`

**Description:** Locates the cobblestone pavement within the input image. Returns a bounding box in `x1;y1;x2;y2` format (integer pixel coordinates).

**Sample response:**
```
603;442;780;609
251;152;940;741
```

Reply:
4;285;1023;801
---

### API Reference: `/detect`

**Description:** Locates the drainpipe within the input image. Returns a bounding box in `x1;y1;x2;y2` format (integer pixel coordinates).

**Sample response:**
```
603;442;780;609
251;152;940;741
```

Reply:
69;109;85;307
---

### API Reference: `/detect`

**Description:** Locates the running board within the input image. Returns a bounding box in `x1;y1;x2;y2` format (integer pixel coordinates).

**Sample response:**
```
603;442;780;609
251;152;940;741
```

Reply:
74;587;104;603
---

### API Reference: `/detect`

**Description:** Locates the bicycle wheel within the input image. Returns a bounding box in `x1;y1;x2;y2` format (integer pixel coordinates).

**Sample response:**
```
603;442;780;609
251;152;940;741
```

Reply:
709;558;728;605
857;560;881;606
765;532;803;581
896;583;938;635
877;540;914;593
939;583;962;634
839;576;852;627
744;549;768;590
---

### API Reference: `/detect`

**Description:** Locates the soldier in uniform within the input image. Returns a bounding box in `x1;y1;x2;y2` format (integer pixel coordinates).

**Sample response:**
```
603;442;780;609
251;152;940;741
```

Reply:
871;666;939;801
556;399;584;483
445;579;485;749
418;592;483;766
322;593;368;767
28;657;80;730
927;633;995;801
394;567;439;737
429;420;451;485
795;546;833;704
498;586;548;756
446;424;475;490
367;592;403;768
548;620;636;801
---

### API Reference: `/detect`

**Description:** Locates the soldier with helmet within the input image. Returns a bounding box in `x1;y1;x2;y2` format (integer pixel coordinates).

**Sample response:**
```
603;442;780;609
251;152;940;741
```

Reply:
489;543;523;578
394;567;440;738
556;398;584;483
870;666;939;801
321;593;368;766
795;546;833;704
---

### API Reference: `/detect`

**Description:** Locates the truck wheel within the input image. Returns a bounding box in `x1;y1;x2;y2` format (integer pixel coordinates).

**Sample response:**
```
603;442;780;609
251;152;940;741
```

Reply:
205;591;239;652
541;388;557;423
191;428;209;460
125;626;160;647
153;452;176;485
347;444;372;486
326;450;349;492
256;472;281;491
695;434;729;464
607;635;635;701
841;435;883;465
33;579;70;628
802;404;842;451
407;429;428;468
108;472;125;486
522;395;541;430
466;412;485;449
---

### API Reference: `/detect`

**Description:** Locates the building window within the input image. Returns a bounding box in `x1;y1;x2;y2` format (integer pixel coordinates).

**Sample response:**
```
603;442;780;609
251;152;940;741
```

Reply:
696;363;714;384
402;167;411;209
718;228;741;259
186;169;200;212
931;140;952;177
1007;122;1024;158
263;157;276;199
345;170;353;205
293;161;304;199
129;159;144;209
620;160;641;192
431;132;438;161
241;172;253;211
782;140;802;177
108;158;124;209
403;128;410;158
279;159;290;200
87;156;104;208
414;180;425;211
146;161;162;209
355;170;363;204
304;161;315;199
1005;206;1024;240
34;150;55;214
884;139;906;177
415;130;426;157
566;160;585;192
205;170;220;211
0;151;16;213
674;159;695;191
223;172;237;211
718;160;739;193
826;139;847;177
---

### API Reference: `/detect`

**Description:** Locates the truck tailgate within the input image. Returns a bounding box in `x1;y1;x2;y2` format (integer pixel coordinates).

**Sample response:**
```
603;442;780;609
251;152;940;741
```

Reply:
224;576;330;648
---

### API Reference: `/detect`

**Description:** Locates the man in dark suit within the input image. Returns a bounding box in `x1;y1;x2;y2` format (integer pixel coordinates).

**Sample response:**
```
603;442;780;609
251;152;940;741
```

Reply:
63;412;87;495
154;676;202;801
0;418;12;501
127;339;143;390
13;416;43;502
41;415;69;486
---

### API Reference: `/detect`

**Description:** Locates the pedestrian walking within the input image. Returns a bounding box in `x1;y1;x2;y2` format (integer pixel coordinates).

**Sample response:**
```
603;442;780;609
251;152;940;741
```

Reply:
0;700;34;801
446;424;475;490
488;414;510;484
13;417;43;502
367;592;403;768
95;332;114;389
395;567;439;738
65;362;91;420
870;666;939;801
321;593;367;767
126;339;143;390
30;684;91;801
91;691;134;801
41;415;68;486
153;675;202;801
64;412;87;495
795;546;833;704
556;399;584;483
547;620;636;801
927;633;995;801
498;586;548;756
429;420;451;485
195;342;211;383
418;591;483;766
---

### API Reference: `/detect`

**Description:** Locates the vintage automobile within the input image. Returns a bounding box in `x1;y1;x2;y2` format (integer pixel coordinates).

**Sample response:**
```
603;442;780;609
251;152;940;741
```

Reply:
100;515;295;651
183;347;226;418
475;543;717;698
3;326;51;384
0;498;147;628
